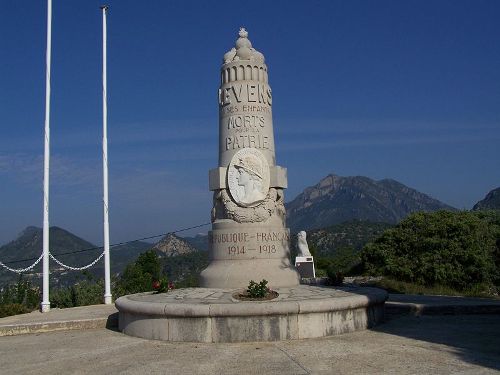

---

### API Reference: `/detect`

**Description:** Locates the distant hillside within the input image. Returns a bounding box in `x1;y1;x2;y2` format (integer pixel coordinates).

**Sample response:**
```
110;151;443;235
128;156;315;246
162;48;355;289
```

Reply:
0;227;212;288
0;226;151;286
150;234;207;285
304;220;393;258
473;187;500;211
0;226;95;264
163;251;209;284
183;234;209;251
286;174;455;232
106;241;152;274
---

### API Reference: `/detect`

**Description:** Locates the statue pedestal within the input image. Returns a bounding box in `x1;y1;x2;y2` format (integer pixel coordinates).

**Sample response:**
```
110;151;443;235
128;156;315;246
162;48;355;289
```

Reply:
295;256;316;278
199;224;299;288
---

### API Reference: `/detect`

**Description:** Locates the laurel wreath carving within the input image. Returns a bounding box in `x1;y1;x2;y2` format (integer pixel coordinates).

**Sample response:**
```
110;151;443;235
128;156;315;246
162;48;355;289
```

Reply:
212;188;285;223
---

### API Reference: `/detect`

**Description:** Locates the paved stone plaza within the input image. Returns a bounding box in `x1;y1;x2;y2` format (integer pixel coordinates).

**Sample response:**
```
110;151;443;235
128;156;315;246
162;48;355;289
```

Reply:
1;314;499;374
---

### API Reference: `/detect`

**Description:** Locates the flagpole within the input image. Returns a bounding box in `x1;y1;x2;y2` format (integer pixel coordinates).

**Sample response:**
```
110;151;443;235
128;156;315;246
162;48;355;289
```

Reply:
101;5;112;304
41;0;52;313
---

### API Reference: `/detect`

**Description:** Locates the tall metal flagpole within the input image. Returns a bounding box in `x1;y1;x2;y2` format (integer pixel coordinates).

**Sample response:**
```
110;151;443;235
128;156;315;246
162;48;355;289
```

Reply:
41;0;52;313
101;5;112;304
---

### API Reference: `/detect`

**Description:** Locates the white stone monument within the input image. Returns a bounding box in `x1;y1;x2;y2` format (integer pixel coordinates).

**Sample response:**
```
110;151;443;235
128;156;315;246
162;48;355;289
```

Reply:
200;28;300;288
116;29;387;342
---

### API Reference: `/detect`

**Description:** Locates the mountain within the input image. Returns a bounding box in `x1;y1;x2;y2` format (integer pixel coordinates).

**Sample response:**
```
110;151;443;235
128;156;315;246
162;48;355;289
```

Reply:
152;233;198;257
183;234;209;251
0;226;151;286
0;227;207;288
286;174;455;232
473;187;500;211
0;226;96;268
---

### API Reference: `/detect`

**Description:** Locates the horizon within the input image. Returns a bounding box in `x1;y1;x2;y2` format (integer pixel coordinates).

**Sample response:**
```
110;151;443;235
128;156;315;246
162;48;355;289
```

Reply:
1;1;499;246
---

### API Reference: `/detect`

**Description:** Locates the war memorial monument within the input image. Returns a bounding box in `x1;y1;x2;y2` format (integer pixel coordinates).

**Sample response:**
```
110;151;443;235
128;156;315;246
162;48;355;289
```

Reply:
116;29;387;342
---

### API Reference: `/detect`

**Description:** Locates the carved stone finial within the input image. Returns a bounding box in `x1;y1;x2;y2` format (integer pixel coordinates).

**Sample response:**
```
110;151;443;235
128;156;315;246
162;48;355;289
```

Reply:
222;27;265;64
239;27;248;38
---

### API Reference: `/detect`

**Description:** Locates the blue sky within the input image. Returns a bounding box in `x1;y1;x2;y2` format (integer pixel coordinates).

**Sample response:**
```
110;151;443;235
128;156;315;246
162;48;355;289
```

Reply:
1;0;499;246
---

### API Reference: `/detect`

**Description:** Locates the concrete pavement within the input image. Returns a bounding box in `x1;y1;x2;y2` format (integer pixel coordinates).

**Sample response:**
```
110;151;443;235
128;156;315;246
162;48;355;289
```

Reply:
0;304;117;336
0;314;499;374
0;293;499;373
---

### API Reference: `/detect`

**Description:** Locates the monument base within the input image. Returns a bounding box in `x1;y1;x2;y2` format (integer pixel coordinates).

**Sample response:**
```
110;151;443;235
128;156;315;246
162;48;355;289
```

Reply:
115;285;387;343
199;258;300;288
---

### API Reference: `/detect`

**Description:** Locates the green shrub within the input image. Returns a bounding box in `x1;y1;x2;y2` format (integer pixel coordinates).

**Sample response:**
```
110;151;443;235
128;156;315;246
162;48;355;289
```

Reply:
114;250;164;296
246;279;269;298
361;210;500;291
0;303;31;318
50;287;75;308
51;279;104;308
326;267;344;286
0;278;40;310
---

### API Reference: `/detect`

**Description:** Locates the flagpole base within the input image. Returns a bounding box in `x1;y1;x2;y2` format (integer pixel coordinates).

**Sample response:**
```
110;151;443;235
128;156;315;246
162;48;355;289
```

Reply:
40;302;51;313
104;295;112;305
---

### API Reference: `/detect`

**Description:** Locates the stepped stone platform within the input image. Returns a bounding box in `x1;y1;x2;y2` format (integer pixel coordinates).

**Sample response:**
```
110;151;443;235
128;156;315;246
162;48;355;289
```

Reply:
115;285;387;343
0;304;118;336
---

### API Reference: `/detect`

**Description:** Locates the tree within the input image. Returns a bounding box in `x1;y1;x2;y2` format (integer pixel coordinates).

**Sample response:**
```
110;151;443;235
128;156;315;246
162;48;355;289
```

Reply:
114;250;163;295
361;210;500;290
0;276;40;317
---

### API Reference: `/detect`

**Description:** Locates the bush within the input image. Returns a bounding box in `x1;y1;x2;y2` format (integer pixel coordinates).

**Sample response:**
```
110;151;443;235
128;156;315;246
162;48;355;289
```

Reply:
361;210;500;291
326;267;344;286
114;250;164;296
51;279;104;308
0;303;31;318
0;277;40;317
0;278;40;309
246;279;269;298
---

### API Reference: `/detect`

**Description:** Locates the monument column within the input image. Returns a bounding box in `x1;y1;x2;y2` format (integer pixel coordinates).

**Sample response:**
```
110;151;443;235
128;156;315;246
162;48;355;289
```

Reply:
200;28;300;288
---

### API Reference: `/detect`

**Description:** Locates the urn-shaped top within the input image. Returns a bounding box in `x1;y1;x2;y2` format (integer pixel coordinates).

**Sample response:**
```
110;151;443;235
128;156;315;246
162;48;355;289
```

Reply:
223;28;265;65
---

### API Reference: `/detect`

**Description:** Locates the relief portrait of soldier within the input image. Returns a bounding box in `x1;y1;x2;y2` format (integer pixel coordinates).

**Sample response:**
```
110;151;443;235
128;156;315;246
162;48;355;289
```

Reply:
234;155;266;204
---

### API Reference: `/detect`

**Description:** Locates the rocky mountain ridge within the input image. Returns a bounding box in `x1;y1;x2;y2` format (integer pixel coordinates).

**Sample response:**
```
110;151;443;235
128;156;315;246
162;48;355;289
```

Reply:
286;174;455;232
473;187;500;211
152;233;198;257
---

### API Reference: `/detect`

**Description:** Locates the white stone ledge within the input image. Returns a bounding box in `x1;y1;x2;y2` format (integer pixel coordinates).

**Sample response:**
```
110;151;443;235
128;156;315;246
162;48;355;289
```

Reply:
116;286;387;342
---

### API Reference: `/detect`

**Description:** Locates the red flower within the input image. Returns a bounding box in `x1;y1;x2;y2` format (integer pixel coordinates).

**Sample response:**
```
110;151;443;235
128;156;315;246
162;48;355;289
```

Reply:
152;280;160;290
168;281;175;290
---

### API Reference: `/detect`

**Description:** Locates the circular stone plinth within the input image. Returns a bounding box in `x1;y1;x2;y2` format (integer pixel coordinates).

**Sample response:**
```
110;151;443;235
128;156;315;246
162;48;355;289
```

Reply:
115;285;387;343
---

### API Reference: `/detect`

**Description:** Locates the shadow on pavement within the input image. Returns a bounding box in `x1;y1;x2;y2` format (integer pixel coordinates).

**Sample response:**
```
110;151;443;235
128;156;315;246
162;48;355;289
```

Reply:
105;312;119;331
374;313;500;371
337;286;500;371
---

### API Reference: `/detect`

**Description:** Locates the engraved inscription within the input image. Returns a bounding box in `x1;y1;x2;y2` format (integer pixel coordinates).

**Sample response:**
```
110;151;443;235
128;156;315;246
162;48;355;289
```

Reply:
256;231;290;242
218;83;272;106
227;115;265;130
221;105;240;115
209;230;289;245
220;104;271;116
225;134;270;151
209;232;250;244
227;245;245;255
242;105;271;113
209;230;290;258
